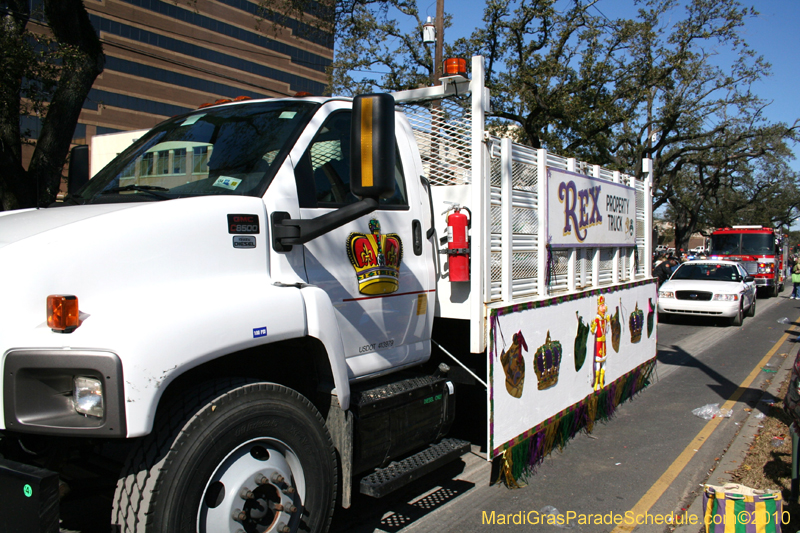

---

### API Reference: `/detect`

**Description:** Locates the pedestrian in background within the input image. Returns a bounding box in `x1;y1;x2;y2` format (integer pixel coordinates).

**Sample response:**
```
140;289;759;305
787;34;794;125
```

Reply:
654;256;679;287
792;258;800;299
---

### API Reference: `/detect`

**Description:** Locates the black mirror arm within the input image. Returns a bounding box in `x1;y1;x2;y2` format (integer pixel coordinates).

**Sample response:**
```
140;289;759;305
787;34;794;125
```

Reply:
272;198;379;252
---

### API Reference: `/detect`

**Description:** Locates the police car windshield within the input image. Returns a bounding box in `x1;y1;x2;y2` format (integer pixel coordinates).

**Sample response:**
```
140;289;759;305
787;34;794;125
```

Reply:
80;101;319;203
671;263;742;282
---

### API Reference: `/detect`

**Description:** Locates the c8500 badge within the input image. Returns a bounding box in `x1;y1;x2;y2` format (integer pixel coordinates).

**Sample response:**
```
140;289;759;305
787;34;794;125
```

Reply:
227;214;259;234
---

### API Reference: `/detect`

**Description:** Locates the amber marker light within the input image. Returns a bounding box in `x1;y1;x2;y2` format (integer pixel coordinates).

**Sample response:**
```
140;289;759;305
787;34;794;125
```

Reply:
443;58;468;78
47;295;80;333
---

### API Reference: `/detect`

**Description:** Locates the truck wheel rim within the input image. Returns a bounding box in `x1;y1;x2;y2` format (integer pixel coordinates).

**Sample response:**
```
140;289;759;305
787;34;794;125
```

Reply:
197;437;305;533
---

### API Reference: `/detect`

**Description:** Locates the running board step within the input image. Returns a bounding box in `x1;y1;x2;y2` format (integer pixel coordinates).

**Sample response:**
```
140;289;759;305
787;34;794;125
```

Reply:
359;438;471;498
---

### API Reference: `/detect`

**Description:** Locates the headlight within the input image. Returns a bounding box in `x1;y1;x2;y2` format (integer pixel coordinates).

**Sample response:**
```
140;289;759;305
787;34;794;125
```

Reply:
659;291;674;298
757;262;774;274
74;376;104;418
713;294;739;301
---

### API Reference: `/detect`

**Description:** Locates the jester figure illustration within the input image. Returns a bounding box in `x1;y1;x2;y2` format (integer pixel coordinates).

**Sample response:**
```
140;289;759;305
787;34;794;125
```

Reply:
500;331;528;398
590;295;610;391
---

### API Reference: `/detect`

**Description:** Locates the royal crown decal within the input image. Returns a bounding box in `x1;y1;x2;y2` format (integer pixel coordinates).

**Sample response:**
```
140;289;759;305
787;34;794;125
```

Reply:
534;331;562;390
346;219;403;295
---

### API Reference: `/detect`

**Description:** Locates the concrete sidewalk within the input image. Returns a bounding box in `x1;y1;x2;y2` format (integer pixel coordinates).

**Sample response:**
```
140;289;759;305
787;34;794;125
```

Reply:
674;319;800;533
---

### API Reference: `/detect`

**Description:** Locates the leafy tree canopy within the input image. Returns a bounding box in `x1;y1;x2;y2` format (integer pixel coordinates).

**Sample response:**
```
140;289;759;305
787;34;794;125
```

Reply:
282;0;799;250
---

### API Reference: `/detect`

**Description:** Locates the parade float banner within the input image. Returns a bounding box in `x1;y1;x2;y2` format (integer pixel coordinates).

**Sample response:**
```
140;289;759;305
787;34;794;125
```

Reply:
547;168;637;248
488;281;657;484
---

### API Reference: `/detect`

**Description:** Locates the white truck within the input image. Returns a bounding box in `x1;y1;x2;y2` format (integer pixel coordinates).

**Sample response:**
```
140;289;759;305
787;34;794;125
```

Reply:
0;56;657;532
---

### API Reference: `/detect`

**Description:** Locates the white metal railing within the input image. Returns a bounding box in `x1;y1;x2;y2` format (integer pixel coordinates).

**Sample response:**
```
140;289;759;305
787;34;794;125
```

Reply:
394;56;653;353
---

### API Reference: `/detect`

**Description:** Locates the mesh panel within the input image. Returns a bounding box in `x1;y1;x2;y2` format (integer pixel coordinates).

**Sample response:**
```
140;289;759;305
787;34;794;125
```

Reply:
513;207;538;235
513;160;537;191
583;248;595;287
401;101;472;186
491;252;502;282
513;252;538;280
310;140;341;168
619;250;630;281
490;204;502;234
490;156;502;188
599;248;614;280
550;249;570;291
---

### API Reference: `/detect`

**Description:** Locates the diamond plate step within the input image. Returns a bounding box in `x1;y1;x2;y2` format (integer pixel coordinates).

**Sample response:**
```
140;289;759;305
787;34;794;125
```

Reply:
359;438;471;498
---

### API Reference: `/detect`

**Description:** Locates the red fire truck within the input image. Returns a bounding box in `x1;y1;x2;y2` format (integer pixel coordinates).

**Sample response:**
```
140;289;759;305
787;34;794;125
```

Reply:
709;225;787;297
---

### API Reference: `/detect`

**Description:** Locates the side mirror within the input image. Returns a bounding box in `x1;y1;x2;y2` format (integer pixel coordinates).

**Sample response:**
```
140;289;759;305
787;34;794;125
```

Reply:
350;93;395;200
745;275;755;283
68;145;89;196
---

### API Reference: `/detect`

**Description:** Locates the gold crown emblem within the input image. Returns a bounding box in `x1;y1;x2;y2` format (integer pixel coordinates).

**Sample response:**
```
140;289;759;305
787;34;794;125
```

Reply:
629;302;644;344
534;331;562;390
346;219;403;295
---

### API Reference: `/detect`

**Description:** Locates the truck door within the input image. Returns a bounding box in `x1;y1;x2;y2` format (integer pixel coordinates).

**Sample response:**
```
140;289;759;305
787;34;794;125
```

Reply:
294;104;435;379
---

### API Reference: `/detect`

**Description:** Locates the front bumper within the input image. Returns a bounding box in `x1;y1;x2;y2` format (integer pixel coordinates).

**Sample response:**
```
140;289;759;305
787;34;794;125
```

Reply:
0;458;59;532
3;349;126;437
657;299;740;318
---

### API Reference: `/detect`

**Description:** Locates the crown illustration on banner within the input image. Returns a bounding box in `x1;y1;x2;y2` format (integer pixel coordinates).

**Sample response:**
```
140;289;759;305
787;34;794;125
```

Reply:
629;302;644;344
533;330;562;390
346;219;403;295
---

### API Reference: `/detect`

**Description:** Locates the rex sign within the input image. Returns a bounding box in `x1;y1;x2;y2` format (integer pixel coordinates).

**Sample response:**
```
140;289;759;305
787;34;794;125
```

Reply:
547;168;636;248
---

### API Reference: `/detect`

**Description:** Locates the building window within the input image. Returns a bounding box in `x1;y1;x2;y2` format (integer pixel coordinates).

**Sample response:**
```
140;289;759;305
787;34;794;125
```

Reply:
173;148;186;175
193;146;209;174
141;152;154;176
156;150;170;175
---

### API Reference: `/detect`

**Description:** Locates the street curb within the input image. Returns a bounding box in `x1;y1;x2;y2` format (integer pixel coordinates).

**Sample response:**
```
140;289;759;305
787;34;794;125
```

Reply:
674;318;799;532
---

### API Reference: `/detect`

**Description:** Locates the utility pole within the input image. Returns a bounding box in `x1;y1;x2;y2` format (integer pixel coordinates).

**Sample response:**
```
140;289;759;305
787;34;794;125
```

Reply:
434;0;444;85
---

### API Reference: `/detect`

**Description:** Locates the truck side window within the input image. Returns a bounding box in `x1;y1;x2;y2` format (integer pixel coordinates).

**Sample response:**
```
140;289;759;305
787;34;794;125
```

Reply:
296;110;408;209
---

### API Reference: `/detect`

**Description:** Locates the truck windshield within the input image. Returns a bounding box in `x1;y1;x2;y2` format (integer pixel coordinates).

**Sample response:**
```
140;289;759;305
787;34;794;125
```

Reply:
710;233;774;255
78;101;319;203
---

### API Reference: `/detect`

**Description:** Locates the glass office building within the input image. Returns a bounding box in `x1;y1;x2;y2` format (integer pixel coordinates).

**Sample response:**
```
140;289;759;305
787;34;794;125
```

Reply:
20;0;333;147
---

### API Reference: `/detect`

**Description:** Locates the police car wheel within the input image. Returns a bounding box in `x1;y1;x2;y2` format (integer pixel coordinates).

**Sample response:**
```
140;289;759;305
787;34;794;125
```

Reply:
112;381;336;533
730;304;743;327
746;297;756;317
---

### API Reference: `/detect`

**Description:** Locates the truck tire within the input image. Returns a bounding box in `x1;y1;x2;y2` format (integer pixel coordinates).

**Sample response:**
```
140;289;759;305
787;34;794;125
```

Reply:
112;381;337;533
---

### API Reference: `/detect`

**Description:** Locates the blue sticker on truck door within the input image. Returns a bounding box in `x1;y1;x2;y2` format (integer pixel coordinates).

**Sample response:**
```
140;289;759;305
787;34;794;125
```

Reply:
253;327;267;338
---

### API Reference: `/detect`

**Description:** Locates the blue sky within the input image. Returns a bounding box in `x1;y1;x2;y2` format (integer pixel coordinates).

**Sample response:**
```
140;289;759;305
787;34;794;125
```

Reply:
414;0;800;168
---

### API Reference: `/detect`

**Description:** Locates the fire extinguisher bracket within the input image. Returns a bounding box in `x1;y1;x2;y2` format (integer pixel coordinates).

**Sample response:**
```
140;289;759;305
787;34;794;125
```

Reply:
441;248;470;255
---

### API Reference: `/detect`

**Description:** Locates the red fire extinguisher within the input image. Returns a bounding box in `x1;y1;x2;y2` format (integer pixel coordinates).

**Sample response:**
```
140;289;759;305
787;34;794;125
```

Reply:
444;204;471;282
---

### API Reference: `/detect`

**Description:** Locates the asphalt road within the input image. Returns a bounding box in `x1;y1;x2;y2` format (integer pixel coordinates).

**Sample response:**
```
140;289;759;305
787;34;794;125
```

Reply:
330;288;799;533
